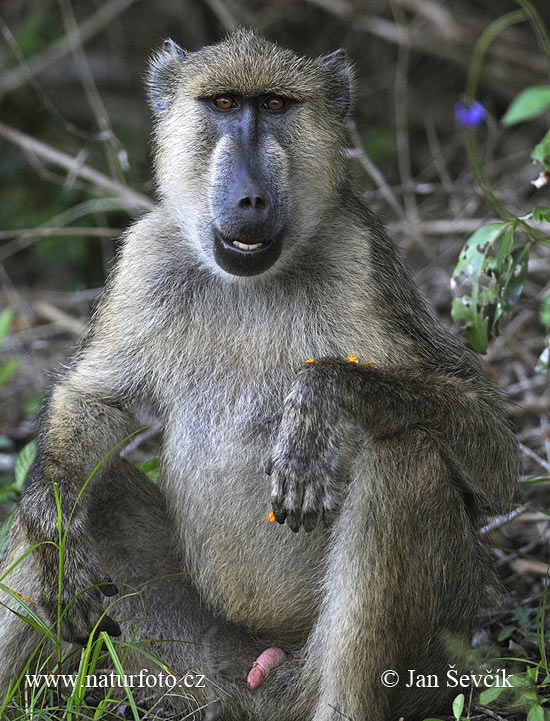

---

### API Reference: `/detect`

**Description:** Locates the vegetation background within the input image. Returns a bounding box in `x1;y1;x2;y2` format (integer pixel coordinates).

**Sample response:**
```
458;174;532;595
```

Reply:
0;0;549;718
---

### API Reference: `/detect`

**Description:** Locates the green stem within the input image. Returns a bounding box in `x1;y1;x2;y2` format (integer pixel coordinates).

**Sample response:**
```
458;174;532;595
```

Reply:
466;10;526;103
513;0;550;57
465;7;550;243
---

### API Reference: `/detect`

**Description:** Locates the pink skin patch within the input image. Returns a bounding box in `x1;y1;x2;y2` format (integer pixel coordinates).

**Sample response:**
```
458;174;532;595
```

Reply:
246;647;286;690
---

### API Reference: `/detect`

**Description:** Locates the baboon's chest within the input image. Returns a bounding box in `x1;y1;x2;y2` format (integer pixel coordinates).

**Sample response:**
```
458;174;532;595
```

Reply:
158;337;328;632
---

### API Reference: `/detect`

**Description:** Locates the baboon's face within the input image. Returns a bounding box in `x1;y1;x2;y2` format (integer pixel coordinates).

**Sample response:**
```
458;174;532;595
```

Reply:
148;30;354;277
200;92;292;276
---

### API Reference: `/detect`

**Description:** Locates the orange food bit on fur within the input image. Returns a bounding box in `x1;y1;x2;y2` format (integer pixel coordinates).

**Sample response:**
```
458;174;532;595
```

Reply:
266;511;276;522
347;355;359;363
305;358;315;364
361;359;374;366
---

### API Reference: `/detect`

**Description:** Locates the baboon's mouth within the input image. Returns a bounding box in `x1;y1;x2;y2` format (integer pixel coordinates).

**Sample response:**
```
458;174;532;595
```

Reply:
213;230;282;276
232;240;264;250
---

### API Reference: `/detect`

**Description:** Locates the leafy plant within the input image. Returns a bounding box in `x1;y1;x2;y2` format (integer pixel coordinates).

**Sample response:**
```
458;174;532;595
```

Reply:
138;456;160;482
0;435;196;719
450;0;550;372
476;581;550;721
0;308;18;388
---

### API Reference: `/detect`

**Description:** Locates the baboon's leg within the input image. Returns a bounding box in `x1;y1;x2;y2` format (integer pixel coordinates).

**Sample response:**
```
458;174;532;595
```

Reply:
302;428;490;721
91;461;302;720
0;461;301;721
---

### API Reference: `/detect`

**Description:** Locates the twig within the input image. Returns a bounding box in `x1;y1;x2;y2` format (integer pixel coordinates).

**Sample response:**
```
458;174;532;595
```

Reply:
34;301;85;336
302;0;352;18
477;706;509;721
201;0;239;30
519;442;550;472
347;121;404;218
0;0;143;97
387;218;500;234
511;558;550;575
396;0;458;40
388;2;420;240
0;264;33;329
541;414;550;465
388;217;550;235
0;228;119;263
0;121;153;212
423;118;456;200
120;425;162;457
0;227;116;240
480;506;527;535
57;0;128;185
354;15;545;99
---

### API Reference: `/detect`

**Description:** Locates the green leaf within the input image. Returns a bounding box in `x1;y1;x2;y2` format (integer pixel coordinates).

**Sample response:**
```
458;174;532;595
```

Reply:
502;86;550;125
531;131;550;168
498;625;516;641
541;293;550;329
453;693;465;721
514;606;531;628
533;207;550;224
479;684;508;704
528;705;545;721
0;308;14;346
520;475;550;484
499;244;529;317
138;456;160;482
536;345;549;373
101;633;140;721
0;359;18;387
21;391;45;418
451;223;509;352
14;441;36;491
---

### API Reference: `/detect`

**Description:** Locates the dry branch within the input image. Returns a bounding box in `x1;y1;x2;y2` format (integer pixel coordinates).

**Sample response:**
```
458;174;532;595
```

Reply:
34;301;85;336
0;121;154;212
0;0;143;97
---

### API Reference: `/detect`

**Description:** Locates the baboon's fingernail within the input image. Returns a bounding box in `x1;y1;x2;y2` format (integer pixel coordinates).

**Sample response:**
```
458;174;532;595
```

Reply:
100;577;118;596
98;615;121;637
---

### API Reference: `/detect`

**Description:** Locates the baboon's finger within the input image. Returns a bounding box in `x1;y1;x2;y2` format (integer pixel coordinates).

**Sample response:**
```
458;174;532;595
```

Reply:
99;577;118;597
97;615;121;637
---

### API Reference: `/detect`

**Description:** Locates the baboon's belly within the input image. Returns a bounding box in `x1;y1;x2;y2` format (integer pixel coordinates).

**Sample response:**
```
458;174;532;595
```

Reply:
161;402;329;635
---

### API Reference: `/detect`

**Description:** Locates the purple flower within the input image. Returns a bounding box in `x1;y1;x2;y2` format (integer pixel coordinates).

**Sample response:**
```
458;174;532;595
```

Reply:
454;101;486;127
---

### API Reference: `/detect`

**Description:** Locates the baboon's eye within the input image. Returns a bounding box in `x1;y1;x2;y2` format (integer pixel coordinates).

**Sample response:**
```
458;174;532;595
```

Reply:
214;95;236;110
263;96;286;111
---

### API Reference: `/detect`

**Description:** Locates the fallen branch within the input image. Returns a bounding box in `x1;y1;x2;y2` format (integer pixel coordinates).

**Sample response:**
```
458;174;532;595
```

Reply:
0;227;116;240
34;301;85;336
0;0;143;97
0;121;154;212
0;227;120;262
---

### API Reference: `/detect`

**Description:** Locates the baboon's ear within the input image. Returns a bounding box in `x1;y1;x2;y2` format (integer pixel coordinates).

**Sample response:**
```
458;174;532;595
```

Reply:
316;49;355;119
147;39;188;115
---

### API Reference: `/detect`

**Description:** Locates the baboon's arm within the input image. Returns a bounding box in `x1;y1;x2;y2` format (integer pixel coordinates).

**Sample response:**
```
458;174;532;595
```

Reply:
269;358;520;531
18;287;145;642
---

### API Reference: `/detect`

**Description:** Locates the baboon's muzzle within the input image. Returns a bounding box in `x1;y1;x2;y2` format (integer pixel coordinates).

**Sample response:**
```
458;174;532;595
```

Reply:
210;119;287;276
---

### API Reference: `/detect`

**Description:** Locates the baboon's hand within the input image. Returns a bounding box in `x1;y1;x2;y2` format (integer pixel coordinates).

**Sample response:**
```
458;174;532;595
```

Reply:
35;528;120;645
268;362;348;532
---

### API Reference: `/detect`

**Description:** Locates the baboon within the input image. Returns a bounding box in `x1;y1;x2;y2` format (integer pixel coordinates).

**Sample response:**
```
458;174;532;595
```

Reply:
0;28;520;721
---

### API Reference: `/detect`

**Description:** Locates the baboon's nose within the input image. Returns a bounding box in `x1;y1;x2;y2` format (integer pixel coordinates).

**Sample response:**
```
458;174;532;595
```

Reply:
238;193;266;210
